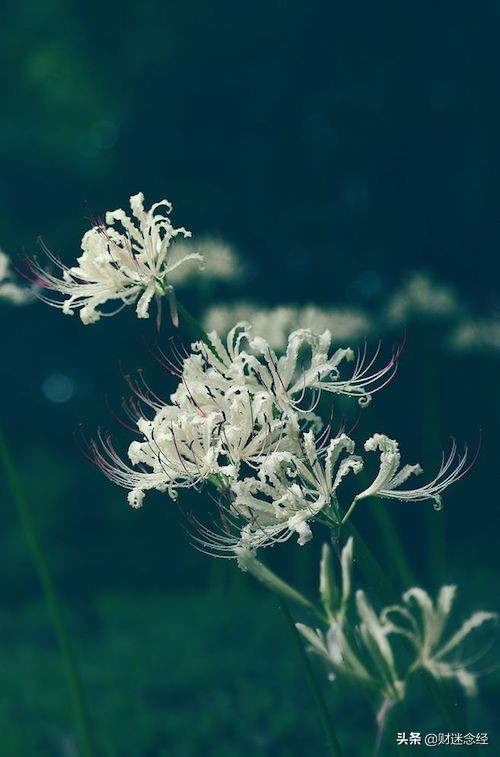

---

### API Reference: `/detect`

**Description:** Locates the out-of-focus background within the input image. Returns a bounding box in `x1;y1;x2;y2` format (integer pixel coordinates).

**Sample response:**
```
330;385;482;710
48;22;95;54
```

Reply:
0;3;499;755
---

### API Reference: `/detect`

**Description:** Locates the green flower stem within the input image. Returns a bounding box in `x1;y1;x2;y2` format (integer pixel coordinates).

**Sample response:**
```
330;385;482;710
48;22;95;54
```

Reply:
280;601;344;757
240;551;326;623
0;431;95;757
177;301;219;357
340;496;359;526
342;521;397;606
342;495;417;590
370;502;417;588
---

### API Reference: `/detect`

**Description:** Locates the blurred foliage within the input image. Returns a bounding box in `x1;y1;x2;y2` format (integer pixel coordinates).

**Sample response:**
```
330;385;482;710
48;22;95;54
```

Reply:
0;1;499;754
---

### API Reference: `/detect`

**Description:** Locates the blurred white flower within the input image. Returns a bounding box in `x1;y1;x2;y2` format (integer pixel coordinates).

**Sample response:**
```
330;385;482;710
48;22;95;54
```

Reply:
448;317;500;356
30;192;201;325
204;304;296;350
382;585;497;696
203;302;372;352
385;271;462;326
0;249;33;305
168;236;244;285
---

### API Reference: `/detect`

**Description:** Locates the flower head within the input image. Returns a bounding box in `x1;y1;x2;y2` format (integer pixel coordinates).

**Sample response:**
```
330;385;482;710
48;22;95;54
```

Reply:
225;432;362;552
92;323;470;555
30;192;202;325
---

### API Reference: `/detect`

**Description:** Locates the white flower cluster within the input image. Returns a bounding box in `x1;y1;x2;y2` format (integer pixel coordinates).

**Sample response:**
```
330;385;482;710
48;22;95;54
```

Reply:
93;323;469;554
297;539;497;720
30;192;202;325
0;250;33;305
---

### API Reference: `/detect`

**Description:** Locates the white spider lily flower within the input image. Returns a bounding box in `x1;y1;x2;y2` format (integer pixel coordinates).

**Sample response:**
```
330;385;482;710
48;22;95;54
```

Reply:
381;586;497;696
0;249;33;305
188;431;362;557
93;323;404;546
221;432;362;552
249;328;353;404
94;337;296;509
30;192;201;325
92;411;235;507
249;329;399;408
120;385;286;507
350;434;472;514
180;323;320;428
196;322;399;412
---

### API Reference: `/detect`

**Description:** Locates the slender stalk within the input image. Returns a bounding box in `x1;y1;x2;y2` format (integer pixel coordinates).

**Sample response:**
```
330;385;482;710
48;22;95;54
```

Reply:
177;301;219;356
239;550;326;622
0;431;95;757
370;502;417;588
340;496;360;526
342;522;396;606
342;500;417;590
280;601;344;757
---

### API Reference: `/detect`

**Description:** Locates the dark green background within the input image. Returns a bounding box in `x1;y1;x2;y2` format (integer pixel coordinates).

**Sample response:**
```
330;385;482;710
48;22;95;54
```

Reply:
0;2;498;755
